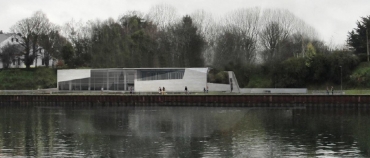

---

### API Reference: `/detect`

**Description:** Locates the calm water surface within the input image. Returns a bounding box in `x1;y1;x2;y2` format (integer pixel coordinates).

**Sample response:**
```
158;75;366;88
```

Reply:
1;104;370;157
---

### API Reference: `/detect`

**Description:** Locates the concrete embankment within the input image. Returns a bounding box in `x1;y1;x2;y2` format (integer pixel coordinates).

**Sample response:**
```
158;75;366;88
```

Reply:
0;95;369;108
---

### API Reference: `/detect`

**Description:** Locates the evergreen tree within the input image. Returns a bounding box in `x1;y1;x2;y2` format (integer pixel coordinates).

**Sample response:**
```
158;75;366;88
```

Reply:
172;15;205;67
61;43;74;67
348;16;370;54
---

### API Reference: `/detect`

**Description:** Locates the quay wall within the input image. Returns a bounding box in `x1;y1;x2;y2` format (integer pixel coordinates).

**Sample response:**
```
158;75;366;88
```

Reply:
0;95;369;107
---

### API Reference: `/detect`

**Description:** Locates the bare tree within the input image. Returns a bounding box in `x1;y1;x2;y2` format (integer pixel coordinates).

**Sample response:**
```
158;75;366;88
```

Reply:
258;9;300;61
213;8;261;67
146;4;180;30
62;19;93;67
258;9;322;62
10;10;50;69
62;19;92;44
190;9;220;65
223;7;261;39
260;21;289;59
38;24;66;67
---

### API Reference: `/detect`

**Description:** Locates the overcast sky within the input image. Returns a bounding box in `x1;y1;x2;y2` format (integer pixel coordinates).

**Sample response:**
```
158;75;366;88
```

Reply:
1;0;369;46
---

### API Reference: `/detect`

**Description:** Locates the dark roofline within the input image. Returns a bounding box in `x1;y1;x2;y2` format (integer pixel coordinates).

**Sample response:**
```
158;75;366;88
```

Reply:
62;67;209;71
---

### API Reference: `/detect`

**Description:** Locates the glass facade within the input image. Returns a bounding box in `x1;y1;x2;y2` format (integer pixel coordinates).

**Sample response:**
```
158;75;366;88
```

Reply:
137;69;185;81
58;69;185;91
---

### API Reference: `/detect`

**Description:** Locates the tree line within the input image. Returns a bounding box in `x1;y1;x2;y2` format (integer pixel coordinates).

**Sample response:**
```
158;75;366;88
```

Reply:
1;5;369;88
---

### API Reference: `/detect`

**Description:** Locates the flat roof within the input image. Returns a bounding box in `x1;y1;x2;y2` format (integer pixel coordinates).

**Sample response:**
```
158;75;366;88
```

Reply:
60;67;208;71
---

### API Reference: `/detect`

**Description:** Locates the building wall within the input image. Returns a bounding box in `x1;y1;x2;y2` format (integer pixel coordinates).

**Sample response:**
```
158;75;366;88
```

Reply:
135;68;208;92
57;69;91;82
57;68;209;92
0;56;55;69
207;83;230;92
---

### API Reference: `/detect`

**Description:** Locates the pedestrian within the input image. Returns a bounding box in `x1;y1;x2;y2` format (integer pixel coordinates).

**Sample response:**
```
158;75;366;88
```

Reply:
206;86;208;93
162;87;165;95
326;86;329;95
130;87;133;95
185;86;188;95
204;87;206;93
159;87;162;94
331;86;334;95
230;79;233;92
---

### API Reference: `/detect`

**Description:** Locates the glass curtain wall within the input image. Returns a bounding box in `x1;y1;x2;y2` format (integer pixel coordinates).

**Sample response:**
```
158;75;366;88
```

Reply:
58;69;136;91
58;69;184;91
137;69;185;81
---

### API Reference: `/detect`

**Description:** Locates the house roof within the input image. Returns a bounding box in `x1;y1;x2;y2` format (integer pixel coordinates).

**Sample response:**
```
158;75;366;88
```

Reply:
0;34;24;55
0;34;11;43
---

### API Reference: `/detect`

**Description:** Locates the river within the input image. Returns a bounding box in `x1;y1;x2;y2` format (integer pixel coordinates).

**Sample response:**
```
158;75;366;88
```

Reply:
0;104;369;157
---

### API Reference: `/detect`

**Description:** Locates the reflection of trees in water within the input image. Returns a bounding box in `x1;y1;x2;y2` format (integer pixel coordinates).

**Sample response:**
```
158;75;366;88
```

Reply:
0;105;69;157
125;107;246;157
263;109;370;157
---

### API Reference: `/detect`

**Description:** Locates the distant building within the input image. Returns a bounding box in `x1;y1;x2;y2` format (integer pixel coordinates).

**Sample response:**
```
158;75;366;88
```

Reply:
0;33;55;68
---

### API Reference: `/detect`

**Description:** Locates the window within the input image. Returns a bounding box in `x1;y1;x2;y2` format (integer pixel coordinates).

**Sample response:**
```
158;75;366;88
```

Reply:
138;69;185;81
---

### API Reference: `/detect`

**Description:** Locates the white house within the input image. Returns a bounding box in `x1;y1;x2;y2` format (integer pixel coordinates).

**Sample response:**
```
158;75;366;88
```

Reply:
0;33;55;69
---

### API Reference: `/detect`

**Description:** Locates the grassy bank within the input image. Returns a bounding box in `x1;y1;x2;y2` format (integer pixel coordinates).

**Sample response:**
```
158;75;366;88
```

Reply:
0;68;56;90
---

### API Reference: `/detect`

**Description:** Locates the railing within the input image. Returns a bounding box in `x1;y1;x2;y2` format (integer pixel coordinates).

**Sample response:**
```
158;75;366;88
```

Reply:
311;90;344;95
228;71;240;93
0;94;367;104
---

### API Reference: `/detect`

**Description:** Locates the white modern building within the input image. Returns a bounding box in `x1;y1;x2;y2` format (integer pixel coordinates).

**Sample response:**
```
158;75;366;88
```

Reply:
57;68;218;92
57;67;308;94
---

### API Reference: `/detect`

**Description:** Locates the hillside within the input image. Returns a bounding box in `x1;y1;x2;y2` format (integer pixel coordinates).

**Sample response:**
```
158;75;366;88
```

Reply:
0;68;56;90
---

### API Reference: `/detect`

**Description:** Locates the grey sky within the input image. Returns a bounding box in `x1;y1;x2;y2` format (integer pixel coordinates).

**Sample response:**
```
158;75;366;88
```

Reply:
1;0;369;46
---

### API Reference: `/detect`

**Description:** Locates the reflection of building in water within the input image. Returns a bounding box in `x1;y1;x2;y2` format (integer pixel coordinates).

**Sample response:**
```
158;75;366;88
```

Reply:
128;107;245;138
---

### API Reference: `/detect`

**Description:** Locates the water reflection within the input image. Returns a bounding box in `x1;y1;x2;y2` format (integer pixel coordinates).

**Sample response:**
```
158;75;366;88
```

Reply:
0;104;370;157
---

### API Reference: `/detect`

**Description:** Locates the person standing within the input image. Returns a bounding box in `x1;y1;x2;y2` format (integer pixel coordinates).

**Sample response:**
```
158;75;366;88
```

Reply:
185;86;188;95
326;86;329;95
159;87;162;94
162;87;165;95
